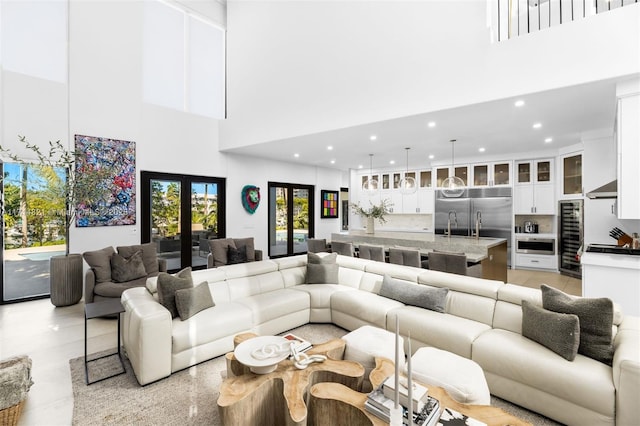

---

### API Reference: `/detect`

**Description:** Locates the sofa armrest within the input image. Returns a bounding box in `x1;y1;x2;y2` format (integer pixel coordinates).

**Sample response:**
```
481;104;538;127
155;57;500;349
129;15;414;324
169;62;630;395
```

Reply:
157;258;167;273
121;288;173;385
613;316;640;426
84;269;97;304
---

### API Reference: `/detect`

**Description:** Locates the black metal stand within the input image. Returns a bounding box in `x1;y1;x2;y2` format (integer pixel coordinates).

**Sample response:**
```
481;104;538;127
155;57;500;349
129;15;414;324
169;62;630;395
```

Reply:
84;298;126;385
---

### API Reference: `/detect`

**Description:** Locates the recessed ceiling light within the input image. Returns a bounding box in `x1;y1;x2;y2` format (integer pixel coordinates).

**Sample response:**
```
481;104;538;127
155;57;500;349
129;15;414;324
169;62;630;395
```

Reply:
293;153;299;158
370;135;377;141
428;154;435;160
327;146;333;150
533;123;542;129
544;137;553;143
479;147;486;153
515;100;525;107
358;164;363;169
330;159;335;164
389;160;395;165
427;122;436;128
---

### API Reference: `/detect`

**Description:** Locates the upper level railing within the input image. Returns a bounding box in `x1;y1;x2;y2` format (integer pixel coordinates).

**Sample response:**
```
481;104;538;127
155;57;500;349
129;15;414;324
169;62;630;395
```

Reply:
493;0;638;41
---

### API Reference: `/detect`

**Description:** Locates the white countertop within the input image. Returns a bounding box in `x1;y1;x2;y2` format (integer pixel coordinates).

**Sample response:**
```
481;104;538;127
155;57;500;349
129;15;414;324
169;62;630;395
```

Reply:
581;252;640;270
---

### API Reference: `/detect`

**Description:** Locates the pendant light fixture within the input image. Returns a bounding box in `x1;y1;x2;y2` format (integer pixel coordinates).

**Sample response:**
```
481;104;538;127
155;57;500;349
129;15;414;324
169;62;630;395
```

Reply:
399;147;417;194
442;139;465;198
362;154;379;196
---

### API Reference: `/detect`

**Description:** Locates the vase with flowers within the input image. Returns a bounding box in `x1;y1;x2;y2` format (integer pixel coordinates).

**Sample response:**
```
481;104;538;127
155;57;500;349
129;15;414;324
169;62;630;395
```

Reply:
350;199;393;234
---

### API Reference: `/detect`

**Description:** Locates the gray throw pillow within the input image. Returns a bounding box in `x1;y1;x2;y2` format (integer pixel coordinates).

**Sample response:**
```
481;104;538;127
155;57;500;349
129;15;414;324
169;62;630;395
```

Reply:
227;245;248;265
379;274;448;313
541;284;614;365
521;300;580;361
233;238;256;262
306;252;339;284
110;250;147;283
157;267;193;318
117;243;159;275
175;281;215;321
82;246;116;283
209;238;237;267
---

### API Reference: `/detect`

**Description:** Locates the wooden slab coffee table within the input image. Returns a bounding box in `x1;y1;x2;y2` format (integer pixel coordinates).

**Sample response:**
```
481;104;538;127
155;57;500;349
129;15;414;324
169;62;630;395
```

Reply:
217;333;365;426
307;357;532;426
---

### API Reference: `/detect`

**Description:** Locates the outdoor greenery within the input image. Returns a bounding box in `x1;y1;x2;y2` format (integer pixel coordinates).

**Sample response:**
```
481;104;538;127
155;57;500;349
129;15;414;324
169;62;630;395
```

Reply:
0;136;117;254
350;199;393;224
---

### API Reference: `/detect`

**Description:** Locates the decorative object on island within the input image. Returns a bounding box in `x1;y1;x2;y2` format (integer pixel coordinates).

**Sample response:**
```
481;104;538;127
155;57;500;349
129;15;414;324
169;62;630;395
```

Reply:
362;153;379;196
320;190;339;218
442;139;465;198
399;147;417;195
0;135;124;306
74;135;136;227
351;199;393;234
241;184;260;214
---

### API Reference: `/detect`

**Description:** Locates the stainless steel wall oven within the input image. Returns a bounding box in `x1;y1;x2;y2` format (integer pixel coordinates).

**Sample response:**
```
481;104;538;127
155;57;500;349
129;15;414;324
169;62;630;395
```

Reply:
516;237;555;255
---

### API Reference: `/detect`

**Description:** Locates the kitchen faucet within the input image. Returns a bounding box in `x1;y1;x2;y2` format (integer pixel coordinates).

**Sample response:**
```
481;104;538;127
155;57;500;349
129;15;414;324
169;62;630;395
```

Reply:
474;210;482;240
447;210;457;238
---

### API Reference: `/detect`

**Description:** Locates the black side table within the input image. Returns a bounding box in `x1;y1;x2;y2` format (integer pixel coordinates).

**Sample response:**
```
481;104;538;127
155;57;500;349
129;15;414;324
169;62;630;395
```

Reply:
84;298;126;385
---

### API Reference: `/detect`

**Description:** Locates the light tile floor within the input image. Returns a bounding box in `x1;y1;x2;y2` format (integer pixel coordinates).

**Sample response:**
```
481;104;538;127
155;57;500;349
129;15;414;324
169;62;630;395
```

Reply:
1;269;581;425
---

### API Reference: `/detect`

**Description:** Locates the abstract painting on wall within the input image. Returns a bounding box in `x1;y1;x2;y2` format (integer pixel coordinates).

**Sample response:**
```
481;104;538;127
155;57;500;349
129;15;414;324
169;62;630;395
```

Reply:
320;190;339;218
74;134;136;227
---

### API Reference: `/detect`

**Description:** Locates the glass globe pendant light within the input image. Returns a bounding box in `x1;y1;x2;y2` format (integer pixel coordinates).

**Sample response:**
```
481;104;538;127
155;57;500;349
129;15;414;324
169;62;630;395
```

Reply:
442;139;465;198
399;147;417;195
362;154;379;196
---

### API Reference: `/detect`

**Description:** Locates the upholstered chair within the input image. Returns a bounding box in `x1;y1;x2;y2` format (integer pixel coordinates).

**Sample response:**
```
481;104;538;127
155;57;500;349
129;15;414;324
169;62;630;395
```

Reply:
307;238;329;253
427;251;482;278
358;244;385;262
388;247;422;268
207;237;263;268
330;241;354;257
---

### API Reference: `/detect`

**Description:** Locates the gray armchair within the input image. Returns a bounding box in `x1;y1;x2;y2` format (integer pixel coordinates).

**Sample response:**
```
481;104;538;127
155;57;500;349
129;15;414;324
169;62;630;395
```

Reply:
427;251;482;278
207;237;263;268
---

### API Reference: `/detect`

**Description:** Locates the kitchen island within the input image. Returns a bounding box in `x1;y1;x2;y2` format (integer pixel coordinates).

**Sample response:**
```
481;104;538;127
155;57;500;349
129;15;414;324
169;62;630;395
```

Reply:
331;230;508;282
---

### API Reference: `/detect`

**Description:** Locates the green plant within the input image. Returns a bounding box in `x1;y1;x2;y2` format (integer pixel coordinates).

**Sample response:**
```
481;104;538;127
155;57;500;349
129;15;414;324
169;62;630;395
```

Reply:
350;199;393;224
0;136;116;254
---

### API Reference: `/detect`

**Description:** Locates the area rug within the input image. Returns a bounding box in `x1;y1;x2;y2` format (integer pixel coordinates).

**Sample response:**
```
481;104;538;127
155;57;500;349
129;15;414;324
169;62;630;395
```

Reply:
70;324;561;425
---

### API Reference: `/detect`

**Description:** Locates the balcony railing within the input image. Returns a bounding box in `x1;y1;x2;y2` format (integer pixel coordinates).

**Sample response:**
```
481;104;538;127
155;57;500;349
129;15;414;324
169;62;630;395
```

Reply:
493;0;638;41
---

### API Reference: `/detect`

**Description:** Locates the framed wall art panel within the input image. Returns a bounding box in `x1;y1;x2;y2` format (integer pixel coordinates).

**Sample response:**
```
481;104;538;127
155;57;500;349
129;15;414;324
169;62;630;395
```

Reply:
320;190;339;219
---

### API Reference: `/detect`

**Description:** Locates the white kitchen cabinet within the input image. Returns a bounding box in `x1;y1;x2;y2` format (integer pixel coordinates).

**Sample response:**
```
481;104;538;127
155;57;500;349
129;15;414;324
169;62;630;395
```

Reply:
617;93;640;219
561;152;583;197
582;252;640;316
435;165;469;188
417;189;434;214
471;162;511;187
514;159;554;214
515;253;558;270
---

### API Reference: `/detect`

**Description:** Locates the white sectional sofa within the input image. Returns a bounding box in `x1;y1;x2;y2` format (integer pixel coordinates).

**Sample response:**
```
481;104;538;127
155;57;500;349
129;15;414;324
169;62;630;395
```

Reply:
121;254;640;426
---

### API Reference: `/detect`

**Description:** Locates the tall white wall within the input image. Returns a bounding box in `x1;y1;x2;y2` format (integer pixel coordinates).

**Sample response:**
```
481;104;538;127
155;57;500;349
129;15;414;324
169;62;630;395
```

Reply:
222;1;640;148
0;0;344;258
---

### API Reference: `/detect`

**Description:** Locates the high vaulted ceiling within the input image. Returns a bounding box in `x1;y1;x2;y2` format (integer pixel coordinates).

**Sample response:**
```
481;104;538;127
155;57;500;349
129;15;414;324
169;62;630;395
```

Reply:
224;78;623;172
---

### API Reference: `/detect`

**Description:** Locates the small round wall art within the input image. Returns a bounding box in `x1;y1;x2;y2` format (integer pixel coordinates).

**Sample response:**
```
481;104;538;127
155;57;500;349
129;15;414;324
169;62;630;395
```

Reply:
241;185;261;214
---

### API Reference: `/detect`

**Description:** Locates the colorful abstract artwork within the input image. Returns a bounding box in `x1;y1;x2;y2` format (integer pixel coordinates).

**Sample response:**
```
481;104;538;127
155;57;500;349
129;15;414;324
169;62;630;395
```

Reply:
74;134;136;227
321;190;339;219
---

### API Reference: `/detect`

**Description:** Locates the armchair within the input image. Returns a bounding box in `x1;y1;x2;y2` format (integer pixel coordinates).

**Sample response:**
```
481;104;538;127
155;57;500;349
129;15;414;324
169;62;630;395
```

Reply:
207;237;263;268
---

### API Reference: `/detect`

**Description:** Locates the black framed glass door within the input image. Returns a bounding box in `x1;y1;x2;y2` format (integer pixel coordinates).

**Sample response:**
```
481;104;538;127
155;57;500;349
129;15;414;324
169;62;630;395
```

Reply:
141;171;225;272
268;182;314;258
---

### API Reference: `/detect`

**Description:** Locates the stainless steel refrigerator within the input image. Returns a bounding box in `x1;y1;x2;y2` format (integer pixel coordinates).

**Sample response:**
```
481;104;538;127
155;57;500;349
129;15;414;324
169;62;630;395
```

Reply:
558;199;583;278
435;187;513;266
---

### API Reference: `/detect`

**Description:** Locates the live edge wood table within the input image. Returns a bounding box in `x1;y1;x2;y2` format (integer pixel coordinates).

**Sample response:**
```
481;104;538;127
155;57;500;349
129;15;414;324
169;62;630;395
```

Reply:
307;357;532;426
217;333;365;426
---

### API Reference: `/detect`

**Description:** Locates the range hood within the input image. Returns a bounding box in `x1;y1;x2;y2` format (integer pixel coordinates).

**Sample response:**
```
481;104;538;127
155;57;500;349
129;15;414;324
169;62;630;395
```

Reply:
586;180;617;199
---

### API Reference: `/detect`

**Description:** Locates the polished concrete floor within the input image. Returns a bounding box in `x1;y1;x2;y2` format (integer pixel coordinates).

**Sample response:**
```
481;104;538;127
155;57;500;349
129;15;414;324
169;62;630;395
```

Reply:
0;269;582;425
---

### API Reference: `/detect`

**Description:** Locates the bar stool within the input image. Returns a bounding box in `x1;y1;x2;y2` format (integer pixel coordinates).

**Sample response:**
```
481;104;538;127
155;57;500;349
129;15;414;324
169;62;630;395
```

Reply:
358;244;385;262
388;247;421;268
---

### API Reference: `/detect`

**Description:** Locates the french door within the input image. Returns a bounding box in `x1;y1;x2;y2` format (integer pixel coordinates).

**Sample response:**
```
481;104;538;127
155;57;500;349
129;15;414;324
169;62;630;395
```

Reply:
268;182;314;258
141;172;225;272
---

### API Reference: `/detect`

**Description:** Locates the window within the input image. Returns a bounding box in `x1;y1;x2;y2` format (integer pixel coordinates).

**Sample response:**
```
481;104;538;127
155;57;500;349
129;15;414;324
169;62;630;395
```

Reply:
143;0;225;118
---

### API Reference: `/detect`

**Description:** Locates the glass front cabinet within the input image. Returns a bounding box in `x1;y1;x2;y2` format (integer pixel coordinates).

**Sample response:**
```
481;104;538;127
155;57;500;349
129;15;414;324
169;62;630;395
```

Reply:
471;162;511;187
